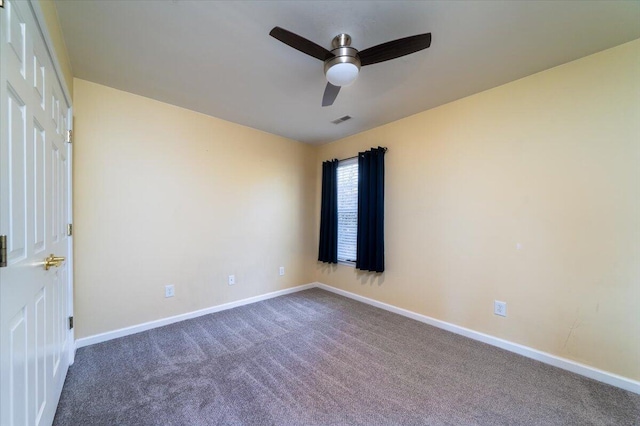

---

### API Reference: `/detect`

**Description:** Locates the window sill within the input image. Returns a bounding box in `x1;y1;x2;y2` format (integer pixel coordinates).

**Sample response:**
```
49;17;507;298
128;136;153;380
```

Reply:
338;260;356;267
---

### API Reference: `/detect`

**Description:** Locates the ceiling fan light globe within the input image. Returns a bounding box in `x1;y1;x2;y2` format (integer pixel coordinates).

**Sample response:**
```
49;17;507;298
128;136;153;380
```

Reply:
326;62;359;87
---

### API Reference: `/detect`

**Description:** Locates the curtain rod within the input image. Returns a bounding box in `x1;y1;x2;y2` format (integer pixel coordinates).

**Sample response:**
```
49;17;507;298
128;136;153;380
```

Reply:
338;146;387;162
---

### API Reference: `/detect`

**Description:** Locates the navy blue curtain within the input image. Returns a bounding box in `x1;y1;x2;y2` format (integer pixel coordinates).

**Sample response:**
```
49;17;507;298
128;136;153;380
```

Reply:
318;159;339;263
356;147;386;272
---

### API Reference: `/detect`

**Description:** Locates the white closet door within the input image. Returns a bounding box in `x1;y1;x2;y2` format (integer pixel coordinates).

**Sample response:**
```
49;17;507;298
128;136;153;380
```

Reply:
0;1;73;424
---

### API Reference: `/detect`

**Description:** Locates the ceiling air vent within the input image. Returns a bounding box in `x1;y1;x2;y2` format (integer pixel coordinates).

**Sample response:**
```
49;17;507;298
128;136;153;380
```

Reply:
331;115;352;125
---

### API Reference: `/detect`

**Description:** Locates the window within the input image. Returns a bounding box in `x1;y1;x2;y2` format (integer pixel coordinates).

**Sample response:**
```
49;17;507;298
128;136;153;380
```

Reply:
318;148;385;271
337;158;358;263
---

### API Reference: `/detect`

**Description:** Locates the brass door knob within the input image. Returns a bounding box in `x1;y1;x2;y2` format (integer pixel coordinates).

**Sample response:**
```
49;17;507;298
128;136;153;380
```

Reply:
44;254;65;270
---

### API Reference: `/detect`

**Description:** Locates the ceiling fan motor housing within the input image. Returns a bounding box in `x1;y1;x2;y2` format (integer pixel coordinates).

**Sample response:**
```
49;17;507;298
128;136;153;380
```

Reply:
331;33;352;49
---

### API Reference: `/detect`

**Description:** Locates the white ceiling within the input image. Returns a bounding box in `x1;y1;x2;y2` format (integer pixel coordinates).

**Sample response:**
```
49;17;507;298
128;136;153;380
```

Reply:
54;1;640;145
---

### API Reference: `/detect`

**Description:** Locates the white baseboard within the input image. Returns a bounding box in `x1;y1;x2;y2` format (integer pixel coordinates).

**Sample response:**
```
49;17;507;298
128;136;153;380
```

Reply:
74;281;639;395
75;283;316;349
316;283;640;395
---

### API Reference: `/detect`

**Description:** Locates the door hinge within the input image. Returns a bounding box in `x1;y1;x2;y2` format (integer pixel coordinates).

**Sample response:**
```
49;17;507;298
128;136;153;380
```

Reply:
66;129;72;143
68;316;74;330
67;223;73;236
0;235;7;267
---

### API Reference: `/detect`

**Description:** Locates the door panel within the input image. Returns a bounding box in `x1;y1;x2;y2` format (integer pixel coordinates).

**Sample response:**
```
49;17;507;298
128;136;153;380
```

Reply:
33;54;45;110
7;89;26;263
51;141;59;244
33;122;45;253
34;287;46;425
51;268;60;375
9;308;28;426
7;1;25;79
1;1;73;425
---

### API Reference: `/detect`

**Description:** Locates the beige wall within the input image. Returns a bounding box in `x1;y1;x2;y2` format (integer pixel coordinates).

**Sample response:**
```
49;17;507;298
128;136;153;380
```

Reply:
73;40;639;382
314;40;640;381
73;78;317;338
39;0;73;96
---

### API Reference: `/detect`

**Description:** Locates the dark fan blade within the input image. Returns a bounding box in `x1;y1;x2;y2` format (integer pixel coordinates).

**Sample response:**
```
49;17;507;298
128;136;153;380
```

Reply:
359;33;431;66
269;27;333;61
322;83;340;107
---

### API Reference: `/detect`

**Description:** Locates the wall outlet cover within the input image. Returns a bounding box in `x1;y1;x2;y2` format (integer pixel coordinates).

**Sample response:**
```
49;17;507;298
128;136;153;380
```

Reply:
228;275;235;286
165;285;175;298
494;300;507;317
279;266;285;276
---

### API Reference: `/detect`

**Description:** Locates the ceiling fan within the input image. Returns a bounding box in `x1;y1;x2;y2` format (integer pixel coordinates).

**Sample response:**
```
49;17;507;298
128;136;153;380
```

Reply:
269;27;432;107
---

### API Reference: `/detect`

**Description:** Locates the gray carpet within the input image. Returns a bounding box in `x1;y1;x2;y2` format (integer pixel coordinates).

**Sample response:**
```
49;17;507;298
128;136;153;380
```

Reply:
54;288;639;425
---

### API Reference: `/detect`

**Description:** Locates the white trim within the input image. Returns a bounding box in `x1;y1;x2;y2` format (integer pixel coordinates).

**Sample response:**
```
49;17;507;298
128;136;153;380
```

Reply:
75;283;316;349
316;283;640;395
66;111;74;365
74;281;639;394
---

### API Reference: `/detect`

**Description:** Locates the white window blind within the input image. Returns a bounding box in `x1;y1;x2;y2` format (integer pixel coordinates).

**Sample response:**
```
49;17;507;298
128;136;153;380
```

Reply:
337;158;358;263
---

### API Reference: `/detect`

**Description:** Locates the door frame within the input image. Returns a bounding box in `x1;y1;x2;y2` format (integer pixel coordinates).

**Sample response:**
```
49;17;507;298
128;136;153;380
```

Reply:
28;0;75;363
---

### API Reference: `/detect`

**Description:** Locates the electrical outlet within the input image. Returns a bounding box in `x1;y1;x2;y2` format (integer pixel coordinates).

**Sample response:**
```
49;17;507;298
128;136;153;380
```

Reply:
279;266;285;276
494;300;507;317
165;285;175;298
228;275;235;286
